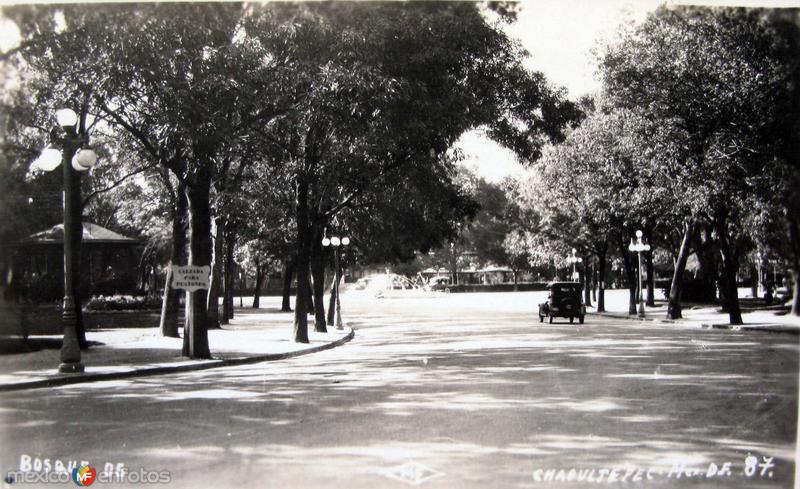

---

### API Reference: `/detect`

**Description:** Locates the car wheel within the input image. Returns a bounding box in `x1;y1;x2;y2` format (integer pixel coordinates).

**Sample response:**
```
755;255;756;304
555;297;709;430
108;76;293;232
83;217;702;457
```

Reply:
444;287;451;293
549;315;553;324
579;315;584;324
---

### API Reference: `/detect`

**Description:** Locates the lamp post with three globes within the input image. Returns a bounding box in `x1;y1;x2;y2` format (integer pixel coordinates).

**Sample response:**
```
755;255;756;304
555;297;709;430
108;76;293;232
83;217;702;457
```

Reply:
322;236;350;329
32;108;98;372
628;230;651;318
566;248;582;282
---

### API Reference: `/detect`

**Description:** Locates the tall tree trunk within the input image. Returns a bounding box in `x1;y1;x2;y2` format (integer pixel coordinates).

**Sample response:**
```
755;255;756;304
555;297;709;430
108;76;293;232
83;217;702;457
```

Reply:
182;169;212;359
642;226;655;307
667;220;694;320
695;225;719;302
239;273;243;308
583;256;592;308
160;181;188;337
757;243;768;299
645;248;655;307
252;260;264;309
619;237;637;315
305;269;315;312
227;229;237;321
597;243;607;312
293;178;311;343
160;269;178;335
220;228;229;326
310;226;327;332
787;208;800;315
281;256;295;312
715;211;743;325
450;250;459;285
225;267;234;321
221;227;236;324
327;270;338;325
207;216;225;329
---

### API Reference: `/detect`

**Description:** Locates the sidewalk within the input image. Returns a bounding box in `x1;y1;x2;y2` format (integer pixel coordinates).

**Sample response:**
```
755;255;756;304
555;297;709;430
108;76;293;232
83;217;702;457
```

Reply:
591;289;799;335
0;307;353;392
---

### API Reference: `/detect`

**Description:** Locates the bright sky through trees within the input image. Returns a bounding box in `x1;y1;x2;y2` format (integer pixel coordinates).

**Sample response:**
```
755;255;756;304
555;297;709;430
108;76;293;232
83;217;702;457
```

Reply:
456;0;795;182
0;0;790;183
457;0;660;182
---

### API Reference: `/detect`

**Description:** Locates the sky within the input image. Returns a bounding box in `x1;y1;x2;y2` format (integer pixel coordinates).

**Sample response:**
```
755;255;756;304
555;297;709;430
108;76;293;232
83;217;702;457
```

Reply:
457;0;799;183
456;0;664;183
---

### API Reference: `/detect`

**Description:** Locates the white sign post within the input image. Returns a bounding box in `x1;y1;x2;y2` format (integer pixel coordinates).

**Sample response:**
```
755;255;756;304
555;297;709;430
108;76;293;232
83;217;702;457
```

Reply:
171;265;211;292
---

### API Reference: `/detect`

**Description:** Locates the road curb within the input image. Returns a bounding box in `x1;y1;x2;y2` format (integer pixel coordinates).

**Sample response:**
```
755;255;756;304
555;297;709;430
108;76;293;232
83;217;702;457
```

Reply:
592;312;798;336
0;329;355;392
592;311;674;323
699;323;800;335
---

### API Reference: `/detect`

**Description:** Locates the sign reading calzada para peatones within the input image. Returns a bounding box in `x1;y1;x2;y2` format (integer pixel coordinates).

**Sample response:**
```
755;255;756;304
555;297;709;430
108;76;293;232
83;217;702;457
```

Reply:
171;265;211;292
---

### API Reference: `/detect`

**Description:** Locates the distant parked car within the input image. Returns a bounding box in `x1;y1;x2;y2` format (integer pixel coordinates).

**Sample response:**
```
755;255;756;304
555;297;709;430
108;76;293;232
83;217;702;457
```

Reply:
538;282;585;324
776;285;792;304
427;277;452;293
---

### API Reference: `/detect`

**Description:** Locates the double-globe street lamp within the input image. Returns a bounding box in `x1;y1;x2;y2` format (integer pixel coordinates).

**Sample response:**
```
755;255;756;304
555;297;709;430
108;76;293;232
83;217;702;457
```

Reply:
33;108;98;373
322;236;350;330
566;248;582;282
628;230;651;318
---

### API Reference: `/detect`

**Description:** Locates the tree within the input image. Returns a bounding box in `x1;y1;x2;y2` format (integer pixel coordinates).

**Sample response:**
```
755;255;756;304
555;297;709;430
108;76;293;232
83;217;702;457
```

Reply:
250;2;577;341
94;158;186;337
529;104;677;314
337;154;480;271
4;2;579;351
599;6;798;324
4;3;309;355
502;232;532;288
463;176;514;269
766;9;800;315
1;8;164;345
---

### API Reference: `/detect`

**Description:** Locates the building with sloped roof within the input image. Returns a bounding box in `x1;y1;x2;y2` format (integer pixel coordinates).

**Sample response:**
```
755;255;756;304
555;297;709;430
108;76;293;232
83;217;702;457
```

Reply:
11;223;142;302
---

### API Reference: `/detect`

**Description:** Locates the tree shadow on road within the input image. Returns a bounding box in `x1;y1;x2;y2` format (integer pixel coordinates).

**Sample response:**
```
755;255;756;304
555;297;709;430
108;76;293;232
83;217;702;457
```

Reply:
0;315;796;488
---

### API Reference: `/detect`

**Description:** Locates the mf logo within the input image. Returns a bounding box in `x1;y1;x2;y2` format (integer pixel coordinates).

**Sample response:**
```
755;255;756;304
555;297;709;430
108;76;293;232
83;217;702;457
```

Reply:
71;465;96;486
381;461;445;486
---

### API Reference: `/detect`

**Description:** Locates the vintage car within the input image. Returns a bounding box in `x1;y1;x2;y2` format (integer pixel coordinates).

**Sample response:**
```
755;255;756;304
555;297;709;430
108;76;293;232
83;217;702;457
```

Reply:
538;282;585;324
427;276;452;293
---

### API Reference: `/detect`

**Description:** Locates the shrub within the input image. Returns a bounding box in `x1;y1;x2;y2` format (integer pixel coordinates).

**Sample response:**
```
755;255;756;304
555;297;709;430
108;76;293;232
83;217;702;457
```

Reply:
449;283;551;293
85;294;162;311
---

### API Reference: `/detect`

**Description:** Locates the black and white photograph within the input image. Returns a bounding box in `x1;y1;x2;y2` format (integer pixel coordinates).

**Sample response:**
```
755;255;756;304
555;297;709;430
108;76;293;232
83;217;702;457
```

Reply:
0;0;798;487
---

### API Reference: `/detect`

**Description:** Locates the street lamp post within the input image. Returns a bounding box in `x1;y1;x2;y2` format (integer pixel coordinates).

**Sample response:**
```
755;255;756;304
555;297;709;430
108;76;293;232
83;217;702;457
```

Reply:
566;248;582;282
628;230;651;318
322;236;350;329
33;108;98;373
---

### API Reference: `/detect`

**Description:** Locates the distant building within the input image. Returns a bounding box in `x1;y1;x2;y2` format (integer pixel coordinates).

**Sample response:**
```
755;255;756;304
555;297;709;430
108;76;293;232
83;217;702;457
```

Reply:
10;223;142;302
420;264;514;285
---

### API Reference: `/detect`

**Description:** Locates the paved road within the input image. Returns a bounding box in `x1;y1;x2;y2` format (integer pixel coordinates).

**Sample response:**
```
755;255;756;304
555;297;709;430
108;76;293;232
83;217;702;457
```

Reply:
1;292;797;488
